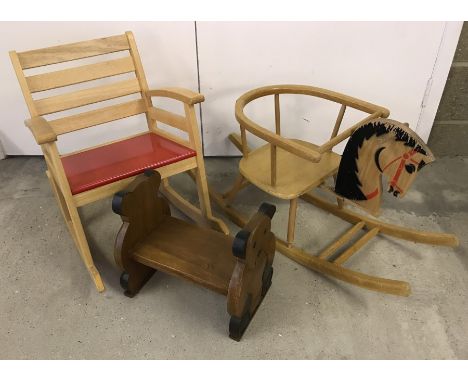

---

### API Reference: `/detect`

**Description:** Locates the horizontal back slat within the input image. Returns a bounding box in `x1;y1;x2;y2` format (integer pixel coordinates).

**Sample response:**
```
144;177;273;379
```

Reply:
35;78;141;115
26;56;135;93
49;99;147;135
148;107;188;131
17;34;129;69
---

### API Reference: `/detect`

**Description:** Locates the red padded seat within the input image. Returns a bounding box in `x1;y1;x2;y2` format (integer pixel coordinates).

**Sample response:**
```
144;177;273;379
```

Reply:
62;132;196;195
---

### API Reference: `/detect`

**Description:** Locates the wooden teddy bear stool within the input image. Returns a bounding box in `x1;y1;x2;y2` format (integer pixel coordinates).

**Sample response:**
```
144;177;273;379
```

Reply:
112;170;277;341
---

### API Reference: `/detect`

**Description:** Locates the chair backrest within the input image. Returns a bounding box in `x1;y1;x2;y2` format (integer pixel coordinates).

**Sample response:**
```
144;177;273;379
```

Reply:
10;32;150;139
234;85;390;186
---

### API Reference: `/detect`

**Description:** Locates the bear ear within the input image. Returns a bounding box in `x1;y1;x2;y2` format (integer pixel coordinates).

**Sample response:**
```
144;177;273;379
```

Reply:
112;170;162;217
144;169;157;177
112;190;129;216
232;230;251;259
143;169;162;190
258;202;276;219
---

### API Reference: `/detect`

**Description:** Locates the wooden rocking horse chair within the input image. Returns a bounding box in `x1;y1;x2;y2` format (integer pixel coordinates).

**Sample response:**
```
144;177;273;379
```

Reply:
10;32;228;292
207;85;459;296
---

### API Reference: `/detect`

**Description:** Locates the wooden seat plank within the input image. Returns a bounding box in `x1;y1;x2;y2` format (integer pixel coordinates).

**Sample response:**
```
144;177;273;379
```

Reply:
26;56;135;93
133;216;235;295
17;34;129;69
49;99;146;135
35;78;141;115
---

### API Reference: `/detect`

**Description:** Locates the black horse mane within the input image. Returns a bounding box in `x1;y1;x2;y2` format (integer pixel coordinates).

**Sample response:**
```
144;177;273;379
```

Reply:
334;120;427;201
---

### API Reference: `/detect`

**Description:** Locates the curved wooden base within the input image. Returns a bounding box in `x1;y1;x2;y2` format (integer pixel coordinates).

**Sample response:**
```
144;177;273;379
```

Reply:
205;177;460;296
301;192;459;247
46;170;105;293
160;178;230;235
276;239;410;297
209;187;410;296
198;134;459;296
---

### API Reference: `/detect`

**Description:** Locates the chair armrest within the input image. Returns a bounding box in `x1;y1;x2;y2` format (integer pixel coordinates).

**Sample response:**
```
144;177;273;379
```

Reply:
146;88;205;105
24;117;57;145
274;134;322;162
253;126;321;163
236;115;321;163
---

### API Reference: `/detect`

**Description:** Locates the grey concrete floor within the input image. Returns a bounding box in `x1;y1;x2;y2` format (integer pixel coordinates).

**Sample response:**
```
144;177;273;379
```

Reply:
0;155;467;359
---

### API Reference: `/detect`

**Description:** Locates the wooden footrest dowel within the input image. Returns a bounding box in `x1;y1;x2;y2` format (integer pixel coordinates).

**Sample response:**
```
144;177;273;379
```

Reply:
334;227;380;265
228;133;246;154
302;192;459;247
319;221;365;259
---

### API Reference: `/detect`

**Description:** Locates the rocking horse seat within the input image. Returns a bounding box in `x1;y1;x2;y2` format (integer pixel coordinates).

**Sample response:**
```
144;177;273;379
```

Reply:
212;85;458;297
62;132;196;195
239;139;341;199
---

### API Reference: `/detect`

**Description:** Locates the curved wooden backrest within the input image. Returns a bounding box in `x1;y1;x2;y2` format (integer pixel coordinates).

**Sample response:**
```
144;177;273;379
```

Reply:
235;84;390;116
9;32;150;137
234;85;390;186
234;84;390;160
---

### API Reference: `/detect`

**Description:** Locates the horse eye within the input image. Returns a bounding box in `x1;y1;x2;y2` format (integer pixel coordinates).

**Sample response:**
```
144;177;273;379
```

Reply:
405;164;416;174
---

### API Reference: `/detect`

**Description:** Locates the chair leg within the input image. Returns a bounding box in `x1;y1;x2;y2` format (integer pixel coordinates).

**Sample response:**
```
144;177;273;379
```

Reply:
68;205;105;292
287;198;298;248
46;171;72;225
193;166;230;235
221;174;248;204
193;165;212;217
46;171;104;292
182;103;229;234
160;177;207;225
160;175;229;235
333;174;344;209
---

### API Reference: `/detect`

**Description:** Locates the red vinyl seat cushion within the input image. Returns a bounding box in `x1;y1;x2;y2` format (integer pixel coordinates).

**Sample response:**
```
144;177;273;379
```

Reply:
61;132;196;195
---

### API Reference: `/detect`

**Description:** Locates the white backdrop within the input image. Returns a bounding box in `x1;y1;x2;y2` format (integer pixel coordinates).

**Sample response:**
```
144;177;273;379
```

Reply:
0;21;198;155
197;21;462;155
0;21;462;156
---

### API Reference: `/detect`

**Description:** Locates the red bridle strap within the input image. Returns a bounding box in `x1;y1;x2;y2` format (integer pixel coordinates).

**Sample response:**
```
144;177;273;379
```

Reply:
365;149;419;200
384;149;418;192
365;188;379;200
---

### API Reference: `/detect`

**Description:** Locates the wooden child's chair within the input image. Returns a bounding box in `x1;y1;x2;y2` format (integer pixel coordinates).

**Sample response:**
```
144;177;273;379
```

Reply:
112;170;277;341
10;32;228;292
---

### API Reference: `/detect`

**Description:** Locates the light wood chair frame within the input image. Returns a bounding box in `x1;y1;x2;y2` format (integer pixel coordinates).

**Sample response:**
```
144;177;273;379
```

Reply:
206;85;458;296
10;31;228;292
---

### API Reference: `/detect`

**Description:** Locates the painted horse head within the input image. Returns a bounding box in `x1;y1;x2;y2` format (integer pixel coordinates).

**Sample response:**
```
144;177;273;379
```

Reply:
334;118;435;216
